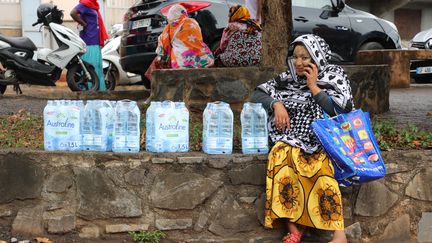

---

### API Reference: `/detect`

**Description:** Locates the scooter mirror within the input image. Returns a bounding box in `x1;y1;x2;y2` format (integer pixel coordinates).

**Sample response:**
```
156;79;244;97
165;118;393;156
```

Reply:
110;24;123;37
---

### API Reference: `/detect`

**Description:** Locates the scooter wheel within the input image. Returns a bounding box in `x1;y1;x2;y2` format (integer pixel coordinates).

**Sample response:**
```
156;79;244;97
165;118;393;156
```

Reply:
66;61;100;92
103;65;116;91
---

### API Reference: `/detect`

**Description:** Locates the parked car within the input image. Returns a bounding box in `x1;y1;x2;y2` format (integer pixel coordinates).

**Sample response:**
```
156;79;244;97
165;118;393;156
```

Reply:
120;0;401;87
102;24;141;90
409;28;432;83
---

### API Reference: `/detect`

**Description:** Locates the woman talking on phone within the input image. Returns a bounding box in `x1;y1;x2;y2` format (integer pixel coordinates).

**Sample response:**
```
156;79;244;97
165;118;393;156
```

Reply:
251;34;354;243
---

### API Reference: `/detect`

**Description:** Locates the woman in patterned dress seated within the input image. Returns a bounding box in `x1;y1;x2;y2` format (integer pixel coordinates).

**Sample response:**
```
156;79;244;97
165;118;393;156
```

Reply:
155;4;214;69
214;5;262;67
251;34;353;243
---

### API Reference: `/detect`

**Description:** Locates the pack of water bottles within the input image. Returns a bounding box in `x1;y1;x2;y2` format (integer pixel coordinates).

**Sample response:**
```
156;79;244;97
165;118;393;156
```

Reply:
43;99;141;153
44;99;268;154
202;101;269;155
145;101;189;152
240;102;269;154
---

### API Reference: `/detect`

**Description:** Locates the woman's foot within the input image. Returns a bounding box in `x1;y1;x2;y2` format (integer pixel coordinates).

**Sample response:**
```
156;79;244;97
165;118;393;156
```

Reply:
329;230;347;243
283;230;303;243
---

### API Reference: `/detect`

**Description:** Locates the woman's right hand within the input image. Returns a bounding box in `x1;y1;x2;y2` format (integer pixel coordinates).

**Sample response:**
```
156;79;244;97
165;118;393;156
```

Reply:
272;101;290;130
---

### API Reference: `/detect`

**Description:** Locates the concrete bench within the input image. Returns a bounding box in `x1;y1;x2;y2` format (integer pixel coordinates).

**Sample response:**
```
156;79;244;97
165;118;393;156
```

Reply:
151;65;389;115
356;49;432;88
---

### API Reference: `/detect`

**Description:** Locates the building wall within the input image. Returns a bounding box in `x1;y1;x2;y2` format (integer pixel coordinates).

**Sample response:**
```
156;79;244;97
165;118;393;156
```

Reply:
0;0;22;36
0;0;133;38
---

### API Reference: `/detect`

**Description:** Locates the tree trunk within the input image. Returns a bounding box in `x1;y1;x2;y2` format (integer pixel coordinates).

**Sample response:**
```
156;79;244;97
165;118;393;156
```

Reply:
261;0;292;68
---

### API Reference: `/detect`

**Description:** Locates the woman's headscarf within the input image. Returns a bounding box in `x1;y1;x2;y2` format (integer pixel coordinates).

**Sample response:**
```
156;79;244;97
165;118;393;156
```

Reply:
167;4;188;23
228;5;261;34
156;4;214;68
79;0;108;47
257;34;354;153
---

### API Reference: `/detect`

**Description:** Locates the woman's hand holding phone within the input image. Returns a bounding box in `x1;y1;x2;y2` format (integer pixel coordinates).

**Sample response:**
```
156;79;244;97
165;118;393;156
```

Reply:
304;63;321;95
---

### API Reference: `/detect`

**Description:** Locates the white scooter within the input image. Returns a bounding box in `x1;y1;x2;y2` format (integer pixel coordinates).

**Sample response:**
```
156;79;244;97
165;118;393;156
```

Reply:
102;24;141;91
0;3;99;94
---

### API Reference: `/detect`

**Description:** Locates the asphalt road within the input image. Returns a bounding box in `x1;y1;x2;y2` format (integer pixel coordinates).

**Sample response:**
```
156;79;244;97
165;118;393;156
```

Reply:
0;83;431;131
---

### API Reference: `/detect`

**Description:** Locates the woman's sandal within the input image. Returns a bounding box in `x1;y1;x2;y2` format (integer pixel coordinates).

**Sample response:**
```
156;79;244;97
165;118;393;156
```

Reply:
282;231;303;243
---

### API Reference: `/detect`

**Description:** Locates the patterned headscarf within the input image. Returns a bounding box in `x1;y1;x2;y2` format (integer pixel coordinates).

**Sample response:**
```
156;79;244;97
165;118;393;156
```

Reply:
228;5;261;34
167;4;188;22
257;34;354;153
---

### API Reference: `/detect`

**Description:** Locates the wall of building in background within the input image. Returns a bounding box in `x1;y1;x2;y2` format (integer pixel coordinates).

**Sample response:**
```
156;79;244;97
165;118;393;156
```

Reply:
0;0;22;36
0;0;134;38
346;0;432;41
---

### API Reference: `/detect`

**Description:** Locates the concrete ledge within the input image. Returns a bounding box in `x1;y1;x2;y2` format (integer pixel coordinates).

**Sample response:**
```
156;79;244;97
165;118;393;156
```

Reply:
356;49;432;88
152;65;389;114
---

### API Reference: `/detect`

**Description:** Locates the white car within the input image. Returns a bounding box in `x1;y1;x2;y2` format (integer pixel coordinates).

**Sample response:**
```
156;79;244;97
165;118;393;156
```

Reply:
409;28;432;83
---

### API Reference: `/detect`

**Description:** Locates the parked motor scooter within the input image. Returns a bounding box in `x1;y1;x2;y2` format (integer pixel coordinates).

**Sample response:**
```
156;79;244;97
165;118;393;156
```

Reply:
0;3;99;95
102;24;141;91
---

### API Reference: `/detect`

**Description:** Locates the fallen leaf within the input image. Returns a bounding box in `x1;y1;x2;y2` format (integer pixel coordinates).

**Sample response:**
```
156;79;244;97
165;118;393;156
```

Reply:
35;237;53;243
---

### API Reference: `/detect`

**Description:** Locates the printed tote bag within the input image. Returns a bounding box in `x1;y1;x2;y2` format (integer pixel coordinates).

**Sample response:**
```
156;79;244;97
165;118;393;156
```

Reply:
311;109;386;186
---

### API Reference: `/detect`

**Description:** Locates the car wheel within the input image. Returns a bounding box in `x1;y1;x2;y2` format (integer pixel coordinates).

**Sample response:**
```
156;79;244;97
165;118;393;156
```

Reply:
103;63;117;91
414;77;432;83
359;42;384;50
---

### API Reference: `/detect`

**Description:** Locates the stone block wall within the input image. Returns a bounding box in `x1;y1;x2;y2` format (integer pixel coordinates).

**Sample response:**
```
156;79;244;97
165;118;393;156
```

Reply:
151;65;389;114
0;149;431;242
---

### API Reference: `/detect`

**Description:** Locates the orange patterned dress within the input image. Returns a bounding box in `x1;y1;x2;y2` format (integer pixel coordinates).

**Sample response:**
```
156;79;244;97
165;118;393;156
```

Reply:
264;141;344;230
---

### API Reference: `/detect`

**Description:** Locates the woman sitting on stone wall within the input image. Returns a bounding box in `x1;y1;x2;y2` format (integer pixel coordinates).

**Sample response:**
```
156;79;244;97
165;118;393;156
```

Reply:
214;5;262;67
251;34;353;243
155;4;214;69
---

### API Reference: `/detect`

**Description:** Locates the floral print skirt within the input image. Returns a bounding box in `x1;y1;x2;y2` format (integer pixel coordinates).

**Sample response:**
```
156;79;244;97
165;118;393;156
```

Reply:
264;142;344;230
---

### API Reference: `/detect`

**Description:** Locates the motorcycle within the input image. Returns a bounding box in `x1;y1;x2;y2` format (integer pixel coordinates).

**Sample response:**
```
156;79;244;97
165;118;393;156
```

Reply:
102;24;142;91
0;3;99;95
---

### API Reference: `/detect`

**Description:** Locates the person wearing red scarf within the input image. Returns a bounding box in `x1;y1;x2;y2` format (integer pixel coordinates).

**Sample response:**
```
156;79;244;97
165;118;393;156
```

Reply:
71;0;108;91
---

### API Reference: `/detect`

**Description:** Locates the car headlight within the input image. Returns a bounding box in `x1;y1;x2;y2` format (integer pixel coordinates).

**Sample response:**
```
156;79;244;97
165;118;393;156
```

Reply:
425;39;432;49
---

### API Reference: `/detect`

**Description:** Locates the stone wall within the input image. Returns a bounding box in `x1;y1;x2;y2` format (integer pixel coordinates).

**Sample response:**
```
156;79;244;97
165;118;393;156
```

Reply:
151;65;389;114
0;149;431;242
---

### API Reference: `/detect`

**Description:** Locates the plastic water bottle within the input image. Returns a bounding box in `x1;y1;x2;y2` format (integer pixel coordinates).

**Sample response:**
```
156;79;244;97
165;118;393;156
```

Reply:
92;100;112;152
146;101;189;153
112;100;141;153
43;100;57;151
202;101;233;154
43;100;81;151
65;100;82;151
241;102;269;154
174;102;189;152
145;101;161;152
81;100;95;151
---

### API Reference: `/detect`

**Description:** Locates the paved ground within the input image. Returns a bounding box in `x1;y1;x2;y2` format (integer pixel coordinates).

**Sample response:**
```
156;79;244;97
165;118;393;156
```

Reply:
0;82;431;130
373;84;432;131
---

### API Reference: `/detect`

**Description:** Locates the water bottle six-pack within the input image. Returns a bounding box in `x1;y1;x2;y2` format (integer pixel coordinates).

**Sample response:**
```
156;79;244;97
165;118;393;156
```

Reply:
44;100;268;154
146;101;189;153
240;102;269;154
44;99;139;152
202;101;234;154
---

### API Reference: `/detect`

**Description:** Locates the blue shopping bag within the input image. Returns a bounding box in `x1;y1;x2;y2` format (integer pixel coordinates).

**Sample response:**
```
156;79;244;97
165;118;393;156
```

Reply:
311;109;386;186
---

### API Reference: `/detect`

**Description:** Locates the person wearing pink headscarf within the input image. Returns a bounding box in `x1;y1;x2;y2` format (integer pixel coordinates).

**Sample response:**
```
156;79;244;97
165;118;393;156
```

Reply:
155;4;214;68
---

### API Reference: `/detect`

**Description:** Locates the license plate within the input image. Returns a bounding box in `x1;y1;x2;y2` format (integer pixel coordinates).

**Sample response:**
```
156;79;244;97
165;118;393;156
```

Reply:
131;18;151;30
416;66;432;74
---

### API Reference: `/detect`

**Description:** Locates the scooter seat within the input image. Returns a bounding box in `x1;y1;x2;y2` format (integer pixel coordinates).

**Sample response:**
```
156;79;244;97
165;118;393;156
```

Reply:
0;35;37;51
